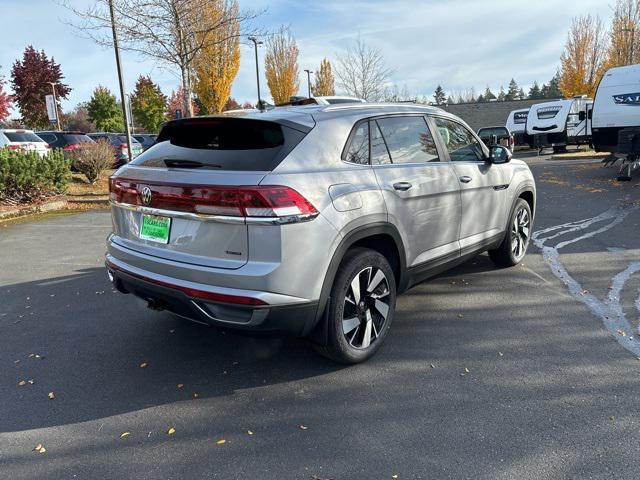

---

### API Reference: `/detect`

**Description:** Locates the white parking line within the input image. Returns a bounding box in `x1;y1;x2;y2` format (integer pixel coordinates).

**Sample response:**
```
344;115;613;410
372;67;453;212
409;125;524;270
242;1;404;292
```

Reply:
532;203;640;356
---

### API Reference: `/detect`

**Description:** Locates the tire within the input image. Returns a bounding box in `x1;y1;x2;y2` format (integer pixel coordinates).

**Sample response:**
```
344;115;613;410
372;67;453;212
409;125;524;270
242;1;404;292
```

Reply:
489;198;532;267
314;247;397;364
553;146;567;154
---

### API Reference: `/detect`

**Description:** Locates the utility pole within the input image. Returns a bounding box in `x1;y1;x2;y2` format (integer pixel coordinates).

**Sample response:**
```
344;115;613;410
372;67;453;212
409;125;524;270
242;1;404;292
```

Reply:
108;0;133;162
304;69;313;98
248;37;263;110
48;82;61;131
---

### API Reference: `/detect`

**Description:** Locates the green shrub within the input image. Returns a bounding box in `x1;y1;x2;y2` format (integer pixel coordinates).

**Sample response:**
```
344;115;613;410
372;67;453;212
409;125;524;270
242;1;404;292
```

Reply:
0;148;71;204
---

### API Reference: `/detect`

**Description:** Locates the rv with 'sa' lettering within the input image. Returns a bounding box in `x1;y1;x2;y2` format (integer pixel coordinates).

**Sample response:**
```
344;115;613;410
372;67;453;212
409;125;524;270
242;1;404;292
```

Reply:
505;108;533;147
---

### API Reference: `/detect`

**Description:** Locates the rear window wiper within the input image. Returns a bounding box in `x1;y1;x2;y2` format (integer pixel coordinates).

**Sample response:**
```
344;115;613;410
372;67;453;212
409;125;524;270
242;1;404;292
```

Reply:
164;159;220;169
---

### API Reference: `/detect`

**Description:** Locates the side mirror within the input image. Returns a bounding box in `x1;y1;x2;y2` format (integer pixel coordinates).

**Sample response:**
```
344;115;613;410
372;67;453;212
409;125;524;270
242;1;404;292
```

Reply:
488;145;512;164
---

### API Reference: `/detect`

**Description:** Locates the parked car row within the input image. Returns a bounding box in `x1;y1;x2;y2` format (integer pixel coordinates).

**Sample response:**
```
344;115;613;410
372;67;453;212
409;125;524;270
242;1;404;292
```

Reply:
0;129;157;165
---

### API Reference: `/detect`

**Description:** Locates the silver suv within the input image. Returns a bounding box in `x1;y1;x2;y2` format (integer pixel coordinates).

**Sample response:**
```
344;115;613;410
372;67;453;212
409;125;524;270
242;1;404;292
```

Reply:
106;104;535;363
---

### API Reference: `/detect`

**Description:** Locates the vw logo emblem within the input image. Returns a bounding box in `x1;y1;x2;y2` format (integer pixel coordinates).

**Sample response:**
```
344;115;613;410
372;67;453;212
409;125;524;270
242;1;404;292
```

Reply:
141;187;152;206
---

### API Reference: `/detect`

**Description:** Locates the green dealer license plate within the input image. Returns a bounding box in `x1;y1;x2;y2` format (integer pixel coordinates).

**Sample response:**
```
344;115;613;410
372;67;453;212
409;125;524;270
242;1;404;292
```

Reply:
140;214;171;244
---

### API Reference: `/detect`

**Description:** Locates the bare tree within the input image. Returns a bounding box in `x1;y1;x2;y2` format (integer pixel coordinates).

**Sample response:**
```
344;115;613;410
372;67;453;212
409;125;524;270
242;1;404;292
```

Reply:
61;0;260;117
335;38;393;101
606;0;640;67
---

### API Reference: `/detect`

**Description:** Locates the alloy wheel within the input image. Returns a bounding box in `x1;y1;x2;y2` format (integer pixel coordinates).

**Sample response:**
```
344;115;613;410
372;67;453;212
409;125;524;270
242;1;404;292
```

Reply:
342;266;391;349
511;207;530;260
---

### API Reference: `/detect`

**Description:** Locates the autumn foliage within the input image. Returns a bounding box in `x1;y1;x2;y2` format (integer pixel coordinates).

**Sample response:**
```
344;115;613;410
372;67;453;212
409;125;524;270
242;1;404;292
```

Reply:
265;28;299;105
312;58;335;97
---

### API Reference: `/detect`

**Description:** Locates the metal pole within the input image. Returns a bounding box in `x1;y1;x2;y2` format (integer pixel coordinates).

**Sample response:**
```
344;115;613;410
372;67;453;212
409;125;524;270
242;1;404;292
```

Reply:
126;94;135;134
249;37;263;110
108;0;133;163
49;82;61;131
304;69;313;98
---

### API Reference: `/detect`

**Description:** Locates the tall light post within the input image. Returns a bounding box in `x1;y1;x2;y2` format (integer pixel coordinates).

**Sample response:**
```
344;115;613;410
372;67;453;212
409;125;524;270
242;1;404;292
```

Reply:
304;69;313;98
248;36;263;110
48;82;61;131
108;0;133;162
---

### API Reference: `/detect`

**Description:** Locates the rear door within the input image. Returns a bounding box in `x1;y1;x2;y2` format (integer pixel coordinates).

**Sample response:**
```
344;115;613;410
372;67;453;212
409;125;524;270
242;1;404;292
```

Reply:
432;116;509;253
370;115;461;268
109;117;309;270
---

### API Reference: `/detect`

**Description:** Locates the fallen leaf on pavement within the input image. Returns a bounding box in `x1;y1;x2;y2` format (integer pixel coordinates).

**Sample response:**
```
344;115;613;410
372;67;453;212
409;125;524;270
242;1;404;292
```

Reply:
120;432;130;438
299;425;308;430
216;439;226;445
139;362;148;368
33;444;46;454
167;427;176;435
177;384;184;389
18;380;26;386
498;352;503;357
48;392;55;400
247;430;254;435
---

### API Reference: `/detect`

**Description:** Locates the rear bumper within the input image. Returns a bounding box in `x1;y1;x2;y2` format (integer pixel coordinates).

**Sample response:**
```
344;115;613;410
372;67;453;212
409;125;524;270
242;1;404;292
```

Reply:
106;255;319;336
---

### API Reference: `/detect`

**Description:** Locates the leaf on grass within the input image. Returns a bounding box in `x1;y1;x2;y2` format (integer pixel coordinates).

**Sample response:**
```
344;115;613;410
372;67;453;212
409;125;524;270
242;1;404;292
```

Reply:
120;432;130;438
48;392;55;400
167;427;176;435
216;439;226;445
139;362;148;368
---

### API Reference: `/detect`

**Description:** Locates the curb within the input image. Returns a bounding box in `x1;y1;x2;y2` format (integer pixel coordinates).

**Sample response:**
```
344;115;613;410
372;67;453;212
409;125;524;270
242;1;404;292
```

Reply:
549;154;609;161
0;196;109;222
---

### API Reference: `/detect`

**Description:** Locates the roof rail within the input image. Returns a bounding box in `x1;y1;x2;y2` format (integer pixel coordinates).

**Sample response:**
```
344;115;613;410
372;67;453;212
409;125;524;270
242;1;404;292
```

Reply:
321;102;436;112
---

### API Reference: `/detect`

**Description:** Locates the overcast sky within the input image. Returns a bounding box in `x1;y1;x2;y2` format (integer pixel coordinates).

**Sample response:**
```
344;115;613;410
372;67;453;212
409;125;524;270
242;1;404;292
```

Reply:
0;0;612;114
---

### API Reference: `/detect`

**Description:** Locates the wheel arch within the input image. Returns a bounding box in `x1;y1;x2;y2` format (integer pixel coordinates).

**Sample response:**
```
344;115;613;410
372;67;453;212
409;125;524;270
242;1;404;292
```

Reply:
307;223;407;344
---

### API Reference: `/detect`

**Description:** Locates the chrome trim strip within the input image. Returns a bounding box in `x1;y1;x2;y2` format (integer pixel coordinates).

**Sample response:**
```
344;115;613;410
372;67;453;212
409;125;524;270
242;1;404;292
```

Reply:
110;200;318;225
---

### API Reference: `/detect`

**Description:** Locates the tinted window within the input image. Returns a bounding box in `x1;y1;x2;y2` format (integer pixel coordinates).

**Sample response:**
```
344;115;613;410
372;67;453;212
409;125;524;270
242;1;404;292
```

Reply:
4;132;44;142
478;127;509;138
345;123;369;165
132;118;308;171
434;117;485;162
376;116;439;163
371;121;391;165
63;134;94;144
37;133;57;143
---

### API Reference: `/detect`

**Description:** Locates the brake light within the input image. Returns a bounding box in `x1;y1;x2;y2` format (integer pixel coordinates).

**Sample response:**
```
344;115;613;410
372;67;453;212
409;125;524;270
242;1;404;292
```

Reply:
119;144;128;151
63;144;79;151
7;144;21;150
109;178;318;220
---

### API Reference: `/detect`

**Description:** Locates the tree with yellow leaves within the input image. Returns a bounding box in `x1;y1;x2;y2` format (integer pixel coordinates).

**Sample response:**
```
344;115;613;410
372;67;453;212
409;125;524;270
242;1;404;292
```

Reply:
265;27;299;105
192;0;241;114
605;0;640;68
559;14;608;98
312;58;335;97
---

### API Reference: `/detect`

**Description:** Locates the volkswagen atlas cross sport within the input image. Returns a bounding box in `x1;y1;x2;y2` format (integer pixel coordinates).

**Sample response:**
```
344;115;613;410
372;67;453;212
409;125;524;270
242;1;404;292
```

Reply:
106;103;536;364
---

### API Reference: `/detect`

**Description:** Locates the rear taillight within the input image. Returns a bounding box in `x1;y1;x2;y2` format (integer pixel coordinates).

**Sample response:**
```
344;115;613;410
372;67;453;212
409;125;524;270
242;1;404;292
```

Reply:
119;144;128;151
63;144;79;151
109;178;318;221
510;135;515;146
7;144;21;150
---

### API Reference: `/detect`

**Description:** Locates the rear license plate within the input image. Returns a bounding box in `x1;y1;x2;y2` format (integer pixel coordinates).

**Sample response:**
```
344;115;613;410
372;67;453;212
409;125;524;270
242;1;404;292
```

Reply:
140;214;171;244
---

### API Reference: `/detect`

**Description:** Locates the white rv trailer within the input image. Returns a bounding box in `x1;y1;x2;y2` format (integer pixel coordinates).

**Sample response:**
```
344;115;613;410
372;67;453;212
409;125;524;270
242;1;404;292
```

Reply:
525;96;592;153
505;108;532;147
592;64;640;180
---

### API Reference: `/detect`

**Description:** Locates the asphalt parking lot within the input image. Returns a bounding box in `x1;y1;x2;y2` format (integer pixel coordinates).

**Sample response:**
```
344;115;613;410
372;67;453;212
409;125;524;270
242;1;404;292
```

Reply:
1;151;640;479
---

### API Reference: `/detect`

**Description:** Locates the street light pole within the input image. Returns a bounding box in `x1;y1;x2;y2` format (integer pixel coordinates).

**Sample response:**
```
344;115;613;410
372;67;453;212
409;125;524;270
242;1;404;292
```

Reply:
108;0;133;163
248;37;263;110
304;69;313;98
48;82;61;131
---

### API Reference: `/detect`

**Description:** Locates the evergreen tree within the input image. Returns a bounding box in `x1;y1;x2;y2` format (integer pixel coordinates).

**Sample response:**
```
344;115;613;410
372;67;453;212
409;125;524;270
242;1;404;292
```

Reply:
546;72;562;98
433;84;446;105
506;78;519;101
446;95;454;104
497;86;506;101
10;46;71;128
483;86;496;101
87;86;124;132
518;87;526;100
130;75;167;133
476;94;485;103
528;81;542;99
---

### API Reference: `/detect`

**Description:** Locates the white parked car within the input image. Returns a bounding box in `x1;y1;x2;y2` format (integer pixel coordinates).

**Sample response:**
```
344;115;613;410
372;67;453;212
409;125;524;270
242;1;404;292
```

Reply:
0;129;50;157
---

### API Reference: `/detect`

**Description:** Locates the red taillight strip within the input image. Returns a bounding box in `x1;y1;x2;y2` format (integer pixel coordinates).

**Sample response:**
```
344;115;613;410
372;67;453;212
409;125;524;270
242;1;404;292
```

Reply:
106;260;268;306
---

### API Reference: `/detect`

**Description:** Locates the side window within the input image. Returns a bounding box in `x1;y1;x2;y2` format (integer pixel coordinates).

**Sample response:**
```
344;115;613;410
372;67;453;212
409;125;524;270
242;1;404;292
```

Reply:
38;133;56;144
344;122;369;165
371;121;391;165
434;117;485;162
376;116;439;163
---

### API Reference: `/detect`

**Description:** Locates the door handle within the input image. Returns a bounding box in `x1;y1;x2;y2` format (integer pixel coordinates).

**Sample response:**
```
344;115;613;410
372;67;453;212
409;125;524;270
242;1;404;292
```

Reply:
393;182;412;191
459;176;472;183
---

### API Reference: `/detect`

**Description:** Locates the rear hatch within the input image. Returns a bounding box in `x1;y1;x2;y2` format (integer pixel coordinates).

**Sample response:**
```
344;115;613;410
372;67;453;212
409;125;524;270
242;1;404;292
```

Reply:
4;131;49;155
109;115;313;269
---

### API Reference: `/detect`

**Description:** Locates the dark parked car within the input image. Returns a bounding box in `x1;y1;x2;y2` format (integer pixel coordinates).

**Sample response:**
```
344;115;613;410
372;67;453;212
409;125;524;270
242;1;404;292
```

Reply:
133;134;157;151
35;131;95;156
87;133;143;165
477;126;515;152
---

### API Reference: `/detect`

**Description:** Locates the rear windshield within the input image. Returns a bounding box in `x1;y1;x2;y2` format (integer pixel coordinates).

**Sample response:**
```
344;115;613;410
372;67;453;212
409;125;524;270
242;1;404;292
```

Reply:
4;132;44;142
131;118;308;171
63;134;94;143
478;127;508;137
